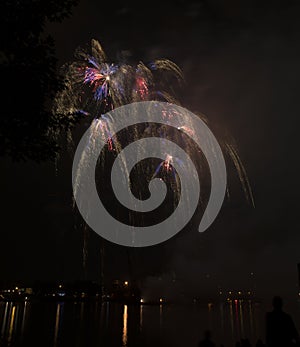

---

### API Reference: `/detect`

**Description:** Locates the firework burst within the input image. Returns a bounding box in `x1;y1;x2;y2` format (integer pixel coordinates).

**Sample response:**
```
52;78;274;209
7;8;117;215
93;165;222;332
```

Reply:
54;39;183;120
55;39;253;254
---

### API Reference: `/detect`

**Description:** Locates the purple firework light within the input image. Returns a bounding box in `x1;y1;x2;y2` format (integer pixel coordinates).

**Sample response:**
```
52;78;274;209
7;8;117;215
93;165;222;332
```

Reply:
54;39;184;151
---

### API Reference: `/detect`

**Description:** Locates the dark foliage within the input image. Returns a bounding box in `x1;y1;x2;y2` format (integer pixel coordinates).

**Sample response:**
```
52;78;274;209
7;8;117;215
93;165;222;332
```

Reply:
0;0;79;161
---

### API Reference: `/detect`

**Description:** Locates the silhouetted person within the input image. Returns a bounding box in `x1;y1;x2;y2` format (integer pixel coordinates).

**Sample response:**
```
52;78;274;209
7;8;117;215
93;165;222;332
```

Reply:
256;339;265;347
241;338;251;347
235;342;241;347
266;296;299;347
198;330;216;347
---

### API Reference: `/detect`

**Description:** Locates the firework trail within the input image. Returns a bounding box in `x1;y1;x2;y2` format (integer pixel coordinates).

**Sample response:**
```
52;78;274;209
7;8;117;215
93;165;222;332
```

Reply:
54;39;186;266
55;39;253;250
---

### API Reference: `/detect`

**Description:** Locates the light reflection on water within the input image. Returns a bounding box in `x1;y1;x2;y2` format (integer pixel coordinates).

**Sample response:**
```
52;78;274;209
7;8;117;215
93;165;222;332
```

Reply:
0;300;298;347
122;305;128;347
53;303;63;347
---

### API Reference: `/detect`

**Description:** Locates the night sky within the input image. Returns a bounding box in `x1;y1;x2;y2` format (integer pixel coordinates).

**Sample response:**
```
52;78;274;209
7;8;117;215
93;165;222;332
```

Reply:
1;0;300;301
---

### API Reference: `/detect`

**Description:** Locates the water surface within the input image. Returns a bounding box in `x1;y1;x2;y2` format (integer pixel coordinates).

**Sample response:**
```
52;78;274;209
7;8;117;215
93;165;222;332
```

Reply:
0;300;299;346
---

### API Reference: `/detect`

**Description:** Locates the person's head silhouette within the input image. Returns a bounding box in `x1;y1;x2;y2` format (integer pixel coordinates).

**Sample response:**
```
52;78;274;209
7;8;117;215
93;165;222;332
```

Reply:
204;330;211;340
272;296;283;310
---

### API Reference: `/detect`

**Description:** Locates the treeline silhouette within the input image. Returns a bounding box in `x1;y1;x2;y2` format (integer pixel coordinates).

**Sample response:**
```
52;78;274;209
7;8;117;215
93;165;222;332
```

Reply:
1;0;79;162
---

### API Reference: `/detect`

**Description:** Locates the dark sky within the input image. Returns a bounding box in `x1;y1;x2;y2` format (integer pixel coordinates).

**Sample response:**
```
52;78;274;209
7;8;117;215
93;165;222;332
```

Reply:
1;0;300;301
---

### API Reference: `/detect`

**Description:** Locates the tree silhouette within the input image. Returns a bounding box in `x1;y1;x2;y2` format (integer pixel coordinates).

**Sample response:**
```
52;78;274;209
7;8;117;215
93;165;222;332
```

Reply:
1;0;79;161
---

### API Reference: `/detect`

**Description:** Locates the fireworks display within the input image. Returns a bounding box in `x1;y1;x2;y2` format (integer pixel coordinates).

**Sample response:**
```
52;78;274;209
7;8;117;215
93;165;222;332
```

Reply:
54;39;183;119
55;39;253;249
